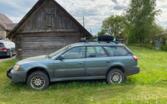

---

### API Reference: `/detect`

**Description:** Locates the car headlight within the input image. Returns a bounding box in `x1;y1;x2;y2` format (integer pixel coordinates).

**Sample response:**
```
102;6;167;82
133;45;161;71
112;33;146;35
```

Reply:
14;64;20;71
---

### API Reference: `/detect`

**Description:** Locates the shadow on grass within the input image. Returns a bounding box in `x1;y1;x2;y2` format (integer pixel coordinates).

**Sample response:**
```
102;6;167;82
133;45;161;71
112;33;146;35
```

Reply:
6;80;109;91
0;55;16;60
0;56;10;59
5;79;137;95
48;80;137;99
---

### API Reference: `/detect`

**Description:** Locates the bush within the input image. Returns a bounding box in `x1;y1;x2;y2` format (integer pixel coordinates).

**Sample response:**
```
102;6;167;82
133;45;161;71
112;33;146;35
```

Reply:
161;45;167;51
128;43;154;49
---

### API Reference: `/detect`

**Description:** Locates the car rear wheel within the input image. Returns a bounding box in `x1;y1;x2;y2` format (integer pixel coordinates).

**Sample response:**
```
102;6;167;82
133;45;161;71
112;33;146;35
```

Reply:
27;71;49;90
107;69;125;84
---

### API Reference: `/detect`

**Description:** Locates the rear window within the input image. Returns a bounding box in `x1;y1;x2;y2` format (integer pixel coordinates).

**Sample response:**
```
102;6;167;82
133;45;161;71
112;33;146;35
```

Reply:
104;46;131;56
0;43;4;48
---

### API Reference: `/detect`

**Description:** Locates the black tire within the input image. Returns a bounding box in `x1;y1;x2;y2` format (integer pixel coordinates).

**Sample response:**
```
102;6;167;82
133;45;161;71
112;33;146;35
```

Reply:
107;69;125;84
27;71;49;90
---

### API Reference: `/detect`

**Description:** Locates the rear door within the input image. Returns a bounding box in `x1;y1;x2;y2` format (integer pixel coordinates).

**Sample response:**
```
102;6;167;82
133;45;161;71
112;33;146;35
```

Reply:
103;46;135;69
85;46;110;76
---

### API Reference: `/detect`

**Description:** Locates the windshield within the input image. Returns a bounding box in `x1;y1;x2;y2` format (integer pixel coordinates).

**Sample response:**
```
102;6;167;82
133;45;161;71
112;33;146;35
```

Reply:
48;45;71;58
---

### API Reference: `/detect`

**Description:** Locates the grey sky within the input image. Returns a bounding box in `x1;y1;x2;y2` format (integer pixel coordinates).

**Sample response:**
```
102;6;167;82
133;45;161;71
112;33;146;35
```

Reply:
0;0;166;35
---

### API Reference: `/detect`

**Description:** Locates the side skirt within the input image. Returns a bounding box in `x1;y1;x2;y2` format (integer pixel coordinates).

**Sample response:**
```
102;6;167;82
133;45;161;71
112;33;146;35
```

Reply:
51;76;106;82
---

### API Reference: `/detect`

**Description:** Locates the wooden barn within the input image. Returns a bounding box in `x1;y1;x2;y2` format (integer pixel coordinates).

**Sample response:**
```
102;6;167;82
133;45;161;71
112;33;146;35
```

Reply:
9;0;92;58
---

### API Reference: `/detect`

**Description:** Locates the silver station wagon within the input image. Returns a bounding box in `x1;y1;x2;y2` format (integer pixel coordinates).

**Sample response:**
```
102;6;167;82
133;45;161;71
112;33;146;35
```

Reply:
0;40;15;57
7;42;140;90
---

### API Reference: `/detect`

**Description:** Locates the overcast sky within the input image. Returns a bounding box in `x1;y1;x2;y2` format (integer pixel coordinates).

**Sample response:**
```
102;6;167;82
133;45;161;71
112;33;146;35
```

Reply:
0;0;167;35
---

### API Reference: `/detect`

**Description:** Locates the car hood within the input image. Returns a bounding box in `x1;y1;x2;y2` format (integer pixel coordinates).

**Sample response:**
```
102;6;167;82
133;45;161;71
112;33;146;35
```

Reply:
17;55;48;64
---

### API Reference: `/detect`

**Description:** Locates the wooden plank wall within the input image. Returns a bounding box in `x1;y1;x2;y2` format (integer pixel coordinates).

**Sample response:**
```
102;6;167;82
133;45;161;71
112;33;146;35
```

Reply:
16;32;81;58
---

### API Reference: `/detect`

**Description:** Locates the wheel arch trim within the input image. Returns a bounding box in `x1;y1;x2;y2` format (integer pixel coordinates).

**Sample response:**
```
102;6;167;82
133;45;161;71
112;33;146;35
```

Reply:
106;64;125;76
26;66;51;82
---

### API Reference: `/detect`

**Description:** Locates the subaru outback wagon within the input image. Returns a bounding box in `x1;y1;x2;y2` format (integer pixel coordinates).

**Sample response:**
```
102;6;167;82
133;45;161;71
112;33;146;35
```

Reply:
7;42;140;90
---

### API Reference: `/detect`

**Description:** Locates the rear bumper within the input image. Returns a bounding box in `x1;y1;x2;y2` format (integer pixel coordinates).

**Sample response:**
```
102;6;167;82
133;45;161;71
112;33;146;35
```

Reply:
126;67;140;76
7;68;26;83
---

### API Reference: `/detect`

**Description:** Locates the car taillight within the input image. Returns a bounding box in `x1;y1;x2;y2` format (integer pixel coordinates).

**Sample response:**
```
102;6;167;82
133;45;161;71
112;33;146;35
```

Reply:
133;55;138;61
0;48;8;52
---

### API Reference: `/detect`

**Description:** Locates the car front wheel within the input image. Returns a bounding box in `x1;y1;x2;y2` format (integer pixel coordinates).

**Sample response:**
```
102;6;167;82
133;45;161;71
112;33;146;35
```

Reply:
107;69;125;84
27;71;49;90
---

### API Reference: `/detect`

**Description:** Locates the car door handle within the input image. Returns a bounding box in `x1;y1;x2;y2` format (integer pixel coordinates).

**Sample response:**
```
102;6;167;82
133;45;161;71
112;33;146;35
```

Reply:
106;61;111;63
78;62;84;64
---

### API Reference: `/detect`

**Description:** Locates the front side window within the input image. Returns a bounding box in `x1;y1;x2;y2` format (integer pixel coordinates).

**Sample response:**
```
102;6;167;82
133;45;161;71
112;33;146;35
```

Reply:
62;47;85;59
87;46;107;58
104;46;130;56
49;45;71;58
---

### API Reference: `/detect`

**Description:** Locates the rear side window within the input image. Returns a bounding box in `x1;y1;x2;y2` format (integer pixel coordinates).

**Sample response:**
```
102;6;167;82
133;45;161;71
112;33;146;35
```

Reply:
95;47;107;57
104;46;131;56
87;46;107;58
0;43;4;48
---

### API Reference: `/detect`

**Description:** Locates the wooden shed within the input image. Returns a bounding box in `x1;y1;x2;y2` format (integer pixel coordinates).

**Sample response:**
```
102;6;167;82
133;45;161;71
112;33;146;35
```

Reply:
9;0;92;58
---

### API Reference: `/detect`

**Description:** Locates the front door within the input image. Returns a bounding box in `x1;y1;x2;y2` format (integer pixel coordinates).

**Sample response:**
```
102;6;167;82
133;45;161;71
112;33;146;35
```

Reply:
54;46;86;78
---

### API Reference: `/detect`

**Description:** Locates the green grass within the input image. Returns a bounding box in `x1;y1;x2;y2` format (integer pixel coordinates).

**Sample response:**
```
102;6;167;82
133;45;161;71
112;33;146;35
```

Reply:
0;46;167;104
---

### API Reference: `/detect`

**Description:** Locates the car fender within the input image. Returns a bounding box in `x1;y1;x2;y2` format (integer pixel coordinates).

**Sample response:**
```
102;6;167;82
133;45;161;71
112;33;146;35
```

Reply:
107;62;126;73
22;62;54;79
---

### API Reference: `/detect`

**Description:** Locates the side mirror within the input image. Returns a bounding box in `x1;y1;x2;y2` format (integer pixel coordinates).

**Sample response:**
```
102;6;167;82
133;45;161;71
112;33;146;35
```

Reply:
57;56;64;61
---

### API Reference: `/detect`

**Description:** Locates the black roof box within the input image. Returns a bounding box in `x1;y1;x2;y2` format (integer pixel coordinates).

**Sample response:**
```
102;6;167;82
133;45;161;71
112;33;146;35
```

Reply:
98;35;114;43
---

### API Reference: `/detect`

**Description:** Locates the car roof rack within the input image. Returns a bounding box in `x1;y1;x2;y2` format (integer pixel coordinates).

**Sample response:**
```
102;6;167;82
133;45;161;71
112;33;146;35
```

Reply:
80;35;121;44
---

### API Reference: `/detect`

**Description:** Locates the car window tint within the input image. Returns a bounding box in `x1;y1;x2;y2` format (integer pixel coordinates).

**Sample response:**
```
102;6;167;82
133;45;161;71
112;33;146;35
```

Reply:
104;46;130;56
87;47;96;58
87;46;107;58
0;43;4;47
62;47;85;59
95;47;107;57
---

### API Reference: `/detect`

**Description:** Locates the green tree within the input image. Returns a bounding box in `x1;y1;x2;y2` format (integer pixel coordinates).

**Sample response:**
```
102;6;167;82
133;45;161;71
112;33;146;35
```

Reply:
126;0;159;43
98;15;127;39
98;29;106;36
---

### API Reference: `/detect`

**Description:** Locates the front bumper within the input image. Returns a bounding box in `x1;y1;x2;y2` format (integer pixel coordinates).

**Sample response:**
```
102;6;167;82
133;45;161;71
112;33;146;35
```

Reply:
7;68;27;83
